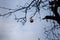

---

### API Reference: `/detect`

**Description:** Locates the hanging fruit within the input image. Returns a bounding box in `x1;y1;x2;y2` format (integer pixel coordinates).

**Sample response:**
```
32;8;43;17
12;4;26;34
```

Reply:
30;17;34;23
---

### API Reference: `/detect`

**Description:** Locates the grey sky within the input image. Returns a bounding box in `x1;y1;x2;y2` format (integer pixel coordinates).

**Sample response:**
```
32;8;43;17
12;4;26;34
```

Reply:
0;0;52;40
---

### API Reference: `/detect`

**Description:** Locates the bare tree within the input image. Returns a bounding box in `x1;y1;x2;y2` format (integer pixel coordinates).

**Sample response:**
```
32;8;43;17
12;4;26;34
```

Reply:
0;0;60;40
43;0;60;40
43;0;60;25
0;0;48;25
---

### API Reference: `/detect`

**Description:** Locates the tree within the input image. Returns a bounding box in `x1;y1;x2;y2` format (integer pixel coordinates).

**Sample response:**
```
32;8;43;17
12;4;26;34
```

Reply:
0;0;60;40
43;0;60;25
43;0;60;40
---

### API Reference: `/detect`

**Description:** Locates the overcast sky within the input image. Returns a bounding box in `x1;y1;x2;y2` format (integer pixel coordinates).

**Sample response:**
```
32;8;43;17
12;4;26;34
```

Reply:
0;0;52;40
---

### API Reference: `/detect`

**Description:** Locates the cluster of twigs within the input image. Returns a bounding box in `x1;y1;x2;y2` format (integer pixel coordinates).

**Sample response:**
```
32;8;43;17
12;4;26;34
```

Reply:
44;0;60;40
0;0;60;40
0;0;49;24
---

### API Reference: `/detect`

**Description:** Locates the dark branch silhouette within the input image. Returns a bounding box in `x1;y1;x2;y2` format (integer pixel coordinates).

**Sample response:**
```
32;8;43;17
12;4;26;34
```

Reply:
0;0;60;40
43;0;60;25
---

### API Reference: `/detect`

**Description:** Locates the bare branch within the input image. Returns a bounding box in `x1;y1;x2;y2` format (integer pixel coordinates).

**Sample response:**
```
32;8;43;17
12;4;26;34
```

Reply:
0;7;15;10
